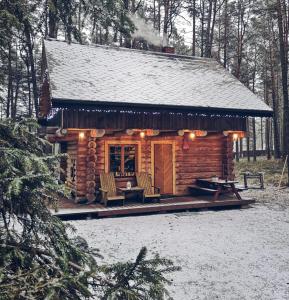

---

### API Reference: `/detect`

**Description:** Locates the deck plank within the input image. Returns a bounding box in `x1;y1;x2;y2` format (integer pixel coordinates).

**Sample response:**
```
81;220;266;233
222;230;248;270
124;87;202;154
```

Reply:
52;196;255;220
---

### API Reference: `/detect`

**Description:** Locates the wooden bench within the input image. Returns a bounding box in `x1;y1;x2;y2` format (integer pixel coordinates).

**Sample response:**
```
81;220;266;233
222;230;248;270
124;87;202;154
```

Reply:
235;186;248;192
188;185;218;194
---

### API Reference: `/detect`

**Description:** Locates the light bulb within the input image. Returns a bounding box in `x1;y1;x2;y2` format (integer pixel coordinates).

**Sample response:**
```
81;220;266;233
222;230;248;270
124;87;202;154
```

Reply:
79;131;85;139
189;132;196;140
233;133;239;141
140;131;145;138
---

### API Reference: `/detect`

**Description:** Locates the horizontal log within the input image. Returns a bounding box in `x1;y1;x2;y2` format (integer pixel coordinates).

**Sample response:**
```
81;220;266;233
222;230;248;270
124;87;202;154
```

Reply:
87;162;96;168
76;154;89;159
76;166;87;172
176;161;224;167
48;135;78;143
86;155;97;162
176;175;224;185
86;194;96;202
76;187;87;194
87;187;96;194
176;154;225;160
176;170;224;177
87;169;96;176
76;178;87;184
77;149;88;155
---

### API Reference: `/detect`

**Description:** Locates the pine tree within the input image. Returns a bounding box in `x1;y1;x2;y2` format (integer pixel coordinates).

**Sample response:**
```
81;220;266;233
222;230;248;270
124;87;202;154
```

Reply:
0;119;179;299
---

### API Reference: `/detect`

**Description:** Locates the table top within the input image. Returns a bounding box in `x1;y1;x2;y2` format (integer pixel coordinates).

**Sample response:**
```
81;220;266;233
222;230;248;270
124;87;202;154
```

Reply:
118;187;144;192
197;178;239;185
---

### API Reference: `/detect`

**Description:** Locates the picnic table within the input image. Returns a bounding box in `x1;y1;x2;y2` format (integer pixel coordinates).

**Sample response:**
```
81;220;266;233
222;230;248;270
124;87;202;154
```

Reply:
189;178;242;201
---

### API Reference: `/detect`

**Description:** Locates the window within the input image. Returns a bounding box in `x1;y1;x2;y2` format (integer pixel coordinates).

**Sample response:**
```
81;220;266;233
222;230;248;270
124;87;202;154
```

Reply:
109;145;137;177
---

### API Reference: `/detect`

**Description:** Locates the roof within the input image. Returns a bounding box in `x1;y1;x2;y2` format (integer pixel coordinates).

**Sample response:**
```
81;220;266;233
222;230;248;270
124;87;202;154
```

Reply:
43;39;272;117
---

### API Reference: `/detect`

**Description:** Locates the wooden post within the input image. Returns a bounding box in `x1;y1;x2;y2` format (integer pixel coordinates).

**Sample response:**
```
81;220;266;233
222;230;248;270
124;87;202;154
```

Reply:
86;133;97;202
76;132;88;202
278;155;288;188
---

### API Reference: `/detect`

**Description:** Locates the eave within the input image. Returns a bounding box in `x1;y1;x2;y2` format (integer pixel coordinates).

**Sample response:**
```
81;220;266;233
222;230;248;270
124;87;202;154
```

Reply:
51;98;273;118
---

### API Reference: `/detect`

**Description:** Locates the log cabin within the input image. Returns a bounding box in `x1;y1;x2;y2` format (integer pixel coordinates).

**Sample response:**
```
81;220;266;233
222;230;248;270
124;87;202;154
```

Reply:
39;39;272;204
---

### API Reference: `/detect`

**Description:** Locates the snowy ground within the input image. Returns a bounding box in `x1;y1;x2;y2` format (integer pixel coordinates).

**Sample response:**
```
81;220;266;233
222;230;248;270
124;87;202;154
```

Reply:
69;187;289;300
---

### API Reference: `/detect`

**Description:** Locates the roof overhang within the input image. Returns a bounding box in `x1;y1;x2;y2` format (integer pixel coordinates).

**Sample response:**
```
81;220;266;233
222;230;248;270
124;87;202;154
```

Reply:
51;98;273;118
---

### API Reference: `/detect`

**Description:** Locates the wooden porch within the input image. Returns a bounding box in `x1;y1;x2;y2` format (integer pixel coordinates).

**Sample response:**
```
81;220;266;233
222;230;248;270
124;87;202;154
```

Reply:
53;195;255;220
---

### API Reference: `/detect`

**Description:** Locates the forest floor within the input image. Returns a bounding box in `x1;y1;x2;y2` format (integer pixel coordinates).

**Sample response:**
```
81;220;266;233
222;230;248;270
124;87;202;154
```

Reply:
235;156;288;186
70;185;289;300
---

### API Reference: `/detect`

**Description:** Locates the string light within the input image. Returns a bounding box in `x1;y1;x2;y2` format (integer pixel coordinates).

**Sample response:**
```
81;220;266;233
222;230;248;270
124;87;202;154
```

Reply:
140;131;145;138
46;107;250;120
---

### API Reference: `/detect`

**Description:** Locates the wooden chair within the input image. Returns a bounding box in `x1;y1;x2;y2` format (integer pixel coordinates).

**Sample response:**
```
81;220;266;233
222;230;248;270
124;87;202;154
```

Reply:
136;172;160;202
99;172;125;207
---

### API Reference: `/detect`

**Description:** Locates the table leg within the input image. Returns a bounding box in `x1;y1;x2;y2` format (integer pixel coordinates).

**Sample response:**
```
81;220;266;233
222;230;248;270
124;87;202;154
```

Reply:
213;186;222;201
230;183;242;200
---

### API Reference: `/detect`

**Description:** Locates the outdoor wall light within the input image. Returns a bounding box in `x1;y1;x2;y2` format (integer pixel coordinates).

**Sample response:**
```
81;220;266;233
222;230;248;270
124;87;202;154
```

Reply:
79;131;85;139
140;131;145;138
233;133;239;141
189;132;196;140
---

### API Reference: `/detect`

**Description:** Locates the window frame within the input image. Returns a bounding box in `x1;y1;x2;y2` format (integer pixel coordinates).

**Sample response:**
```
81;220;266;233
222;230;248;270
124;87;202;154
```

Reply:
105;141;141;177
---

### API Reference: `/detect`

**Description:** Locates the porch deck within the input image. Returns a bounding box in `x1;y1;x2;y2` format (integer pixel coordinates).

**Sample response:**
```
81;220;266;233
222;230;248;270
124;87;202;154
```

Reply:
52;195;255;220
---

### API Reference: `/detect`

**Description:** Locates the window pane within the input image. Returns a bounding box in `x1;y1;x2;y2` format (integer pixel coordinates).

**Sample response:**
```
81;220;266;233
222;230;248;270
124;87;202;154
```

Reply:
124;146;136;175
109;146;121;173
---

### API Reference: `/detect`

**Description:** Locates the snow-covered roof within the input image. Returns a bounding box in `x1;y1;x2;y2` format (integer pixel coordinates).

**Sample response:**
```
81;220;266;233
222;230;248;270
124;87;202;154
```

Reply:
44;39;272;117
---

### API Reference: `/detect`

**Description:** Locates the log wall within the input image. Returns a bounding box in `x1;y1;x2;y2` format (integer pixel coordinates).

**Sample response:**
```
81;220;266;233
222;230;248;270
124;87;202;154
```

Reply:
91;132;234;196
64;131;234;201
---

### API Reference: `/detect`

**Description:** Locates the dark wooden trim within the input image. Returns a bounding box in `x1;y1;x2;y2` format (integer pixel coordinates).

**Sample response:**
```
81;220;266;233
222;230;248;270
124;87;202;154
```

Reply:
51;98;273;118
41;108;248;131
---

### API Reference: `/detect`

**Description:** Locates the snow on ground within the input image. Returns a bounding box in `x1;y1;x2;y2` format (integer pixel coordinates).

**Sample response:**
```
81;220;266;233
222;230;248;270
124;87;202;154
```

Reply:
69;187;289;300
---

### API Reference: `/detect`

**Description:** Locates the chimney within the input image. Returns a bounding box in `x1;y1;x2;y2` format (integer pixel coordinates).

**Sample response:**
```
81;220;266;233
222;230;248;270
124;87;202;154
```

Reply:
162;46;175;54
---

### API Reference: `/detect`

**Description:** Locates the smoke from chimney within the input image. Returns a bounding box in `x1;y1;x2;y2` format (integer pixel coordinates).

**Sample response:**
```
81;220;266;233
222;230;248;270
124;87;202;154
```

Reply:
129;14;162;47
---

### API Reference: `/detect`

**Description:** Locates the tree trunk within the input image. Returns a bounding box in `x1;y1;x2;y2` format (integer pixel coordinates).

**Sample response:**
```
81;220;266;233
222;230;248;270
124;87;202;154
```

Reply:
23;20;38;116
208;0;218;57
276;0;289;184
163;0;170;45
239;138;243;158
252;118;257;161
260;118;264;151
205;0;213;57
235;140;239;162
48;0;58;38
268;15;281;159
266;118;272;160
192;0;196;56
223;0;228;68
7;43;13;118
200;0;205;57
158;0;161;32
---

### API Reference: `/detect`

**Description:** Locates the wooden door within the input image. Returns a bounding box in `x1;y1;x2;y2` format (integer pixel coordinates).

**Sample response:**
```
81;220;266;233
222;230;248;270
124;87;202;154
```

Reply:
154;144;173;194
